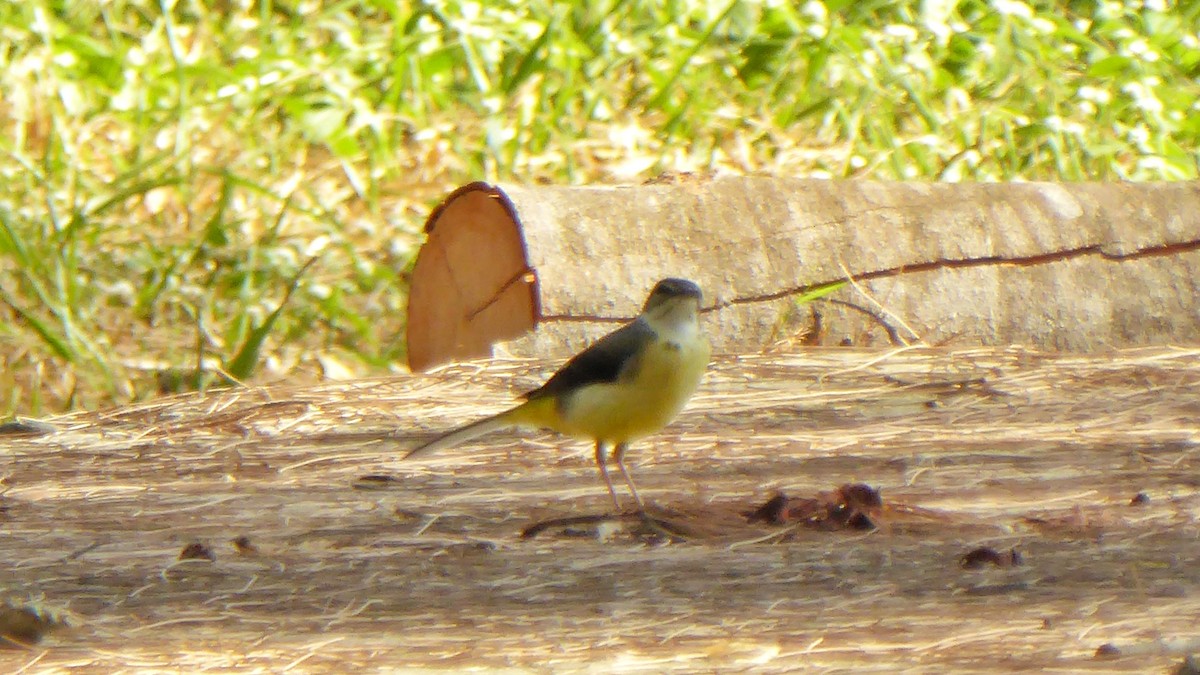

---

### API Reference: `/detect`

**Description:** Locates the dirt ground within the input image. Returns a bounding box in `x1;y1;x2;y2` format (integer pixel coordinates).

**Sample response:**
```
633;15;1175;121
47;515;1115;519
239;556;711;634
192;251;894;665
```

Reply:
2;346;1198;673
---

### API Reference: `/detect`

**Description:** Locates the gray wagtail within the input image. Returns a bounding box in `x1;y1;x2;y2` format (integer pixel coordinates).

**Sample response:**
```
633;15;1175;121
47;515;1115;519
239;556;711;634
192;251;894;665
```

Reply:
403;278;710;512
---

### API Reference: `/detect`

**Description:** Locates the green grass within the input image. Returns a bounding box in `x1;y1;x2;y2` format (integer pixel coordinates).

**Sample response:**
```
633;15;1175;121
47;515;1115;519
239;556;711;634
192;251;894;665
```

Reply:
1;0;1198;415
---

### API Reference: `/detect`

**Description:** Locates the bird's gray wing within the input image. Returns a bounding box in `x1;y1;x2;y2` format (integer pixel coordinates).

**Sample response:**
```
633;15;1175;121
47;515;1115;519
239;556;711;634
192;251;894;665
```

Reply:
523;318;654;401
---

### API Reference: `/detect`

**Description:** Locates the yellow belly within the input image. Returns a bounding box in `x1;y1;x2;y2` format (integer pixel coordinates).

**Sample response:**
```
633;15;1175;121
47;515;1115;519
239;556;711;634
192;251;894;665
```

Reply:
546;336;710;443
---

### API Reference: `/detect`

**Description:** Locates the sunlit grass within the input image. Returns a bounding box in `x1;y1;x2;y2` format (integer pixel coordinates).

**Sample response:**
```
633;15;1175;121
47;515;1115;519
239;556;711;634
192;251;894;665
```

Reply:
1;0;1197;415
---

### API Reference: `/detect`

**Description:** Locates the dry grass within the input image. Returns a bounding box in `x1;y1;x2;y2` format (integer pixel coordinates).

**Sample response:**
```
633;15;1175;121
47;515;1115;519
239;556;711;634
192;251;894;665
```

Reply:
2;346;1198;672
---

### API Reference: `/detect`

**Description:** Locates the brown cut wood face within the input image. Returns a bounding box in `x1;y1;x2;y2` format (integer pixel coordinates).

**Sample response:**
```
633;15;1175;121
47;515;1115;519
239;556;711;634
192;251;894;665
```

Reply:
407;183;537;371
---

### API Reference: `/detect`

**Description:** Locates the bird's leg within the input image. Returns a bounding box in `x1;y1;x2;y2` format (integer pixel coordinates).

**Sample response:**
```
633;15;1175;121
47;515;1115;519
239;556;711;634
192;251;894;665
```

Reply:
594;441;623;513
612;442;645;512
612;443;693;539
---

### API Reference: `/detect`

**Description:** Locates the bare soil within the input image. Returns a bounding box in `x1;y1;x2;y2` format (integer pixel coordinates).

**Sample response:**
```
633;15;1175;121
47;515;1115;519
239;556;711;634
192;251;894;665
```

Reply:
2;346;1198;672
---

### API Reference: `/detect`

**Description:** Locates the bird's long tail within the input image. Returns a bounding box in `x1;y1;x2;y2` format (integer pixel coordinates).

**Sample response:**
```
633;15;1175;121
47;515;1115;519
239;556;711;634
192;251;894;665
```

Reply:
402;408;515;460
402;397;557;460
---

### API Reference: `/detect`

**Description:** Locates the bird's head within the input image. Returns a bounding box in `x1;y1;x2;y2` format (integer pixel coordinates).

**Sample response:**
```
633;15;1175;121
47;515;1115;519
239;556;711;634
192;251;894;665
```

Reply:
642;278;703;321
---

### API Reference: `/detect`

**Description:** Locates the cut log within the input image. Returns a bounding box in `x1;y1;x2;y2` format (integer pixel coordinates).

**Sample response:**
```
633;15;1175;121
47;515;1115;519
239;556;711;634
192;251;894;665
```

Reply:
406;177;1200;371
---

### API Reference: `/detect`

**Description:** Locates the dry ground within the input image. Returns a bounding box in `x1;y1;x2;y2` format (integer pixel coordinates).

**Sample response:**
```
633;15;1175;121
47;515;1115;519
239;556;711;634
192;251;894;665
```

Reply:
2;346;1198;673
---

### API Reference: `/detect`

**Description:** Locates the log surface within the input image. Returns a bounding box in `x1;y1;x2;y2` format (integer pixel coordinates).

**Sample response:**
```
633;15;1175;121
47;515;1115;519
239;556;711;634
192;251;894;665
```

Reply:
407;178;1200;371
3;346;1198;671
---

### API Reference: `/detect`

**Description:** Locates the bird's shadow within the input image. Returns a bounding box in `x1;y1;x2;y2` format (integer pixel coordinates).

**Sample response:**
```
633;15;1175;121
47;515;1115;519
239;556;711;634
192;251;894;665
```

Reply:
353;472;699;543
519;509;694;542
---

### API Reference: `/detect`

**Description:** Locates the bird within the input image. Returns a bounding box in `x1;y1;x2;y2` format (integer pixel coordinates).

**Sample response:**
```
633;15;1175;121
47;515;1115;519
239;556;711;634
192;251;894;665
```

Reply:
403;277;710;513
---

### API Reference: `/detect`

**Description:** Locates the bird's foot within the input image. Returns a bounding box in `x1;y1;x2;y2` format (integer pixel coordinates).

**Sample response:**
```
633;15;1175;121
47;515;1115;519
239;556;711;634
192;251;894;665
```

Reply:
632;509;694;542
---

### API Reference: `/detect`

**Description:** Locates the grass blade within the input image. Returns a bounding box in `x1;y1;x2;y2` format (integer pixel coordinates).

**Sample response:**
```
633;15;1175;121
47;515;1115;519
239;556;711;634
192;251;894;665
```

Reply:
224;256;319;381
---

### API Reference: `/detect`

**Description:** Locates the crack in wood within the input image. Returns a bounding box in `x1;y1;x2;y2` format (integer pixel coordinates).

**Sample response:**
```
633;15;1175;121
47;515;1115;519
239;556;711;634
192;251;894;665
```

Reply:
723;237;1200;309
465;267;536;322
539;238;1200;323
